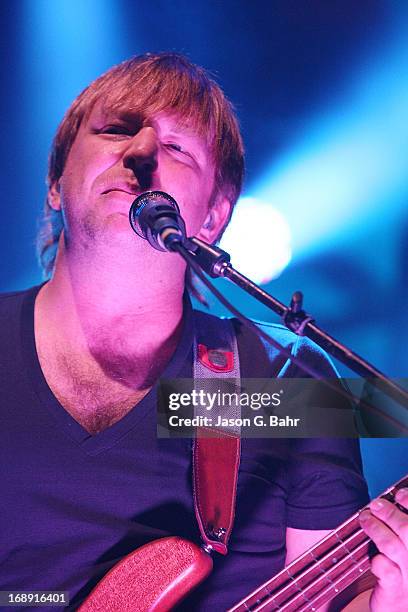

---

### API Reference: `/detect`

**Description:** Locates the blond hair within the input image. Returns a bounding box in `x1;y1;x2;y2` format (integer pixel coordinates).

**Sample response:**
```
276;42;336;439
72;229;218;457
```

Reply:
38;53;244;298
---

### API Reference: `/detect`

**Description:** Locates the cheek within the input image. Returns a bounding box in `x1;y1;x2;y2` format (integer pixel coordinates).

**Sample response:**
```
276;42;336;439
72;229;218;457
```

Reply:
164;171;213;235
58;153;86;206
58;138;109;204
58;158;97;215
176;192;209;237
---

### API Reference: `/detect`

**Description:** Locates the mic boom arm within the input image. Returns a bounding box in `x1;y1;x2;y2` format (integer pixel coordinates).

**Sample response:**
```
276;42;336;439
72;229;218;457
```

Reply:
182;236;408;413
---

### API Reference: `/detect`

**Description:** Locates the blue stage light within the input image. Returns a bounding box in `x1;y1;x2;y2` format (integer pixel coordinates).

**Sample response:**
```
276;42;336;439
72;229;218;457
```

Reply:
251;32;408;262
22;0;128;131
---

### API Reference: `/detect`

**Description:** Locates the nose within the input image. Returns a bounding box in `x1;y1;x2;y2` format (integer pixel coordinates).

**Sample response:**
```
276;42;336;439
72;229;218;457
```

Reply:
123;126;159;189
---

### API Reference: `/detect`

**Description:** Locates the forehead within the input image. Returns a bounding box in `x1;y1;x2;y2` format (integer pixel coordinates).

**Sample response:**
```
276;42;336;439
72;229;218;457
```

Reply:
92;75;214;136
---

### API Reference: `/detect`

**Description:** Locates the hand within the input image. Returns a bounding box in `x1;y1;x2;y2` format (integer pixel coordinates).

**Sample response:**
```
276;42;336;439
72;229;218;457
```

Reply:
359;487;408;612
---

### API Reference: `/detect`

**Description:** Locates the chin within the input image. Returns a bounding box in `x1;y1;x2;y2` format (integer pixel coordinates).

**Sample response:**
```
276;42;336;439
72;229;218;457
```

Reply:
77;213;178;262
90;212;136;241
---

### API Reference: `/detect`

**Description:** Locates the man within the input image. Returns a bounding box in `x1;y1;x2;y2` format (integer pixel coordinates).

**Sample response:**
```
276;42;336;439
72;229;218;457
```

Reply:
0;53;406;611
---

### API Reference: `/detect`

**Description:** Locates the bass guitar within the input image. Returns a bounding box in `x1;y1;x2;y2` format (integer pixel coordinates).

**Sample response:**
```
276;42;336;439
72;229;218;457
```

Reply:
79;475;407;611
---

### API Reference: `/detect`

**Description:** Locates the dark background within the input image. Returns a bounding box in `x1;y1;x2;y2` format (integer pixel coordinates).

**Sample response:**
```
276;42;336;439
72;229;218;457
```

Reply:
0;0;406;494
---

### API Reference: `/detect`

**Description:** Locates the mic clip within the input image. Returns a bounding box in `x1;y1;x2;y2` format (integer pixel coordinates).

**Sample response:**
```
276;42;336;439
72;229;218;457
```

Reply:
282;291;314;335
183;237;231;278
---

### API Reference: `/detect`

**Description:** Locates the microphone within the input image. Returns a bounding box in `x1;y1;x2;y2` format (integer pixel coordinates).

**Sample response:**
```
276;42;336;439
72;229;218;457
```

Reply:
129;191;187;252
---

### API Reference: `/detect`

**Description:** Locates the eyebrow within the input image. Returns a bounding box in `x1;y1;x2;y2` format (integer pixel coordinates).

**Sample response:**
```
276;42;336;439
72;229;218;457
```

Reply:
149;117;203;140
165;128;204;143
95;106;210;152
98;109;144;125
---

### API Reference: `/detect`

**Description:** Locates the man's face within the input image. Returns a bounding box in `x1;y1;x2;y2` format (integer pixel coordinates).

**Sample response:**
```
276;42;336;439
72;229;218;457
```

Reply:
51;102;223;255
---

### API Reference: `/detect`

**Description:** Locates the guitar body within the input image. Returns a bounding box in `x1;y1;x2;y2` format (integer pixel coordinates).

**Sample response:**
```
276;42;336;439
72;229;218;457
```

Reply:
79;536;213;612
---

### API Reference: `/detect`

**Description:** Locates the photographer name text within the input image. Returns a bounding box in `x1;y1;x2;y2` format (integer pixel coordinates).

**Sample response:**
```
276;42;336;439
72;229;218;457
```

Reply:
168;414;300;428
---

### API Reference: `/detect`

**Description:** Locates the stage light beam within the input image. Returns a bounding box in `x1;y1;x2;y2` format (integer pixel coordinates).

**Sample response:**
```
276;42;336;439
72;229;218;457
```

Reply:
220;197;292;284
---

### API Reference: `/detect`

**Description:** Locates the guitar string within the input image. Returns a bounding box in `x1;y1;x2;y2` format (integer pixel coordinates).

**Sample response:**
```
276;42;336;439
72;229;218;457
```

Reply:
251;551;371;612
231;517;370;611
253;531;371;611
294;556;371;612
274;541;371;612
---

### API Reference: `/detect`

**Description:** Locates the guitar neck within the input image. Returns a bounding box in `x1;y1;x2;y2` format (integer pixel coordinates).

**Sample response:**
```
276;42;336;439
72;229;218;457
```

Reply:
229;475;408;612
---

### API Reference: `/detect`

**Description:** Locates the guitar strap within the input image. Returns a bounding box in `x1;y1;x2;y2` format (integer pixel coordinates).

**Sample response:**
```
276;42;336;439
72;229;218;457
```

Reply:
192;310;241;556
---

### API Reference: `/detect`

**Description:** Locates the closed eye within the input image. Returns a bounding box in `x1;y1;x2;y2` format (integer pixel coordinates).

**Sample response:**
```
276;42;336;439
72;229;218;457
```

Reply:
100;125;132;135
166;143;189;155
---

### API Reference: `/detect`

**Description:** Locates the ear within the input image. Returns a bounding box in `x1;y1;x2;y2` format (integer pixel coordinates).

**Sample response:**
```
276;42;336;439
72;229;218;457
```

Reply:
196;194;232;244
48;180;61;211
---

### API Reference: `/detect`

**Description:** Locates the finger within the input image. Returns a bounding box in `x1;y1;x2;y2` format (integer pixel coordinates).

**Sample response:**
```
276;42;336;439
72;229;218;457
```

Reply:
395;487;408;510
369;497;408;546
370;553;402;588
369;554;404;610
359;509;408;566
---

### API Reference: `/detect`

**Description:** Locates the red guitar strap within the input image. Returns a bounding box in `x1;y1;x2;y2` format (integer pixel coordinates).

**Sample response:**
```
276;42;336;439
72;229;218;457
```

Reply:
193;432;241;555
192;311;242;556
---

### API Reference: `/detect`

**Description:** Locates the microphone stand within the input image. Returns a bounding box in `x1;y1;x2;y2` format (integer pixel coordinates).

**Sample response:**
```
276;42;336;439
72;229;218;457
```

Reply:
180;236;408;413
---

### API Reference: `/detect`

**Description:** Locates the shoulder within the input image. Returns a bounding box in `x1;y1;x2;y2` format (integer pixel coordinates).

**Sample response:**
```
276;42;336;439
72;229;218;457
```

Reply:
192;308;338;378
0;285;39;317
193;308;310;354
250;318;337;370
206;313;338;378
0;287;28;305
0;287;27;322
192;309;302;374
0;285;40;347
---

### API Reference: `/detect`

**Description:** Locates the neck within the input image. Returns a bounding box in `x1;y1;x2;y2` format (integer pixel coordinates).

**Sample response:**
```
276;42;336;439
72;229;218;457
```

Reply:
35;238;187;389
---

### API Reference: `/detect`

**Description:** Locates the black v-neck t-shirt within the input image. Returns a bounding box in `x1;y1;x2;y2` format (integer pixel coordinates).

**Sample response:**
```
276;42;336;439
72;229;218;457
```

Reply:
0;286;368;610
